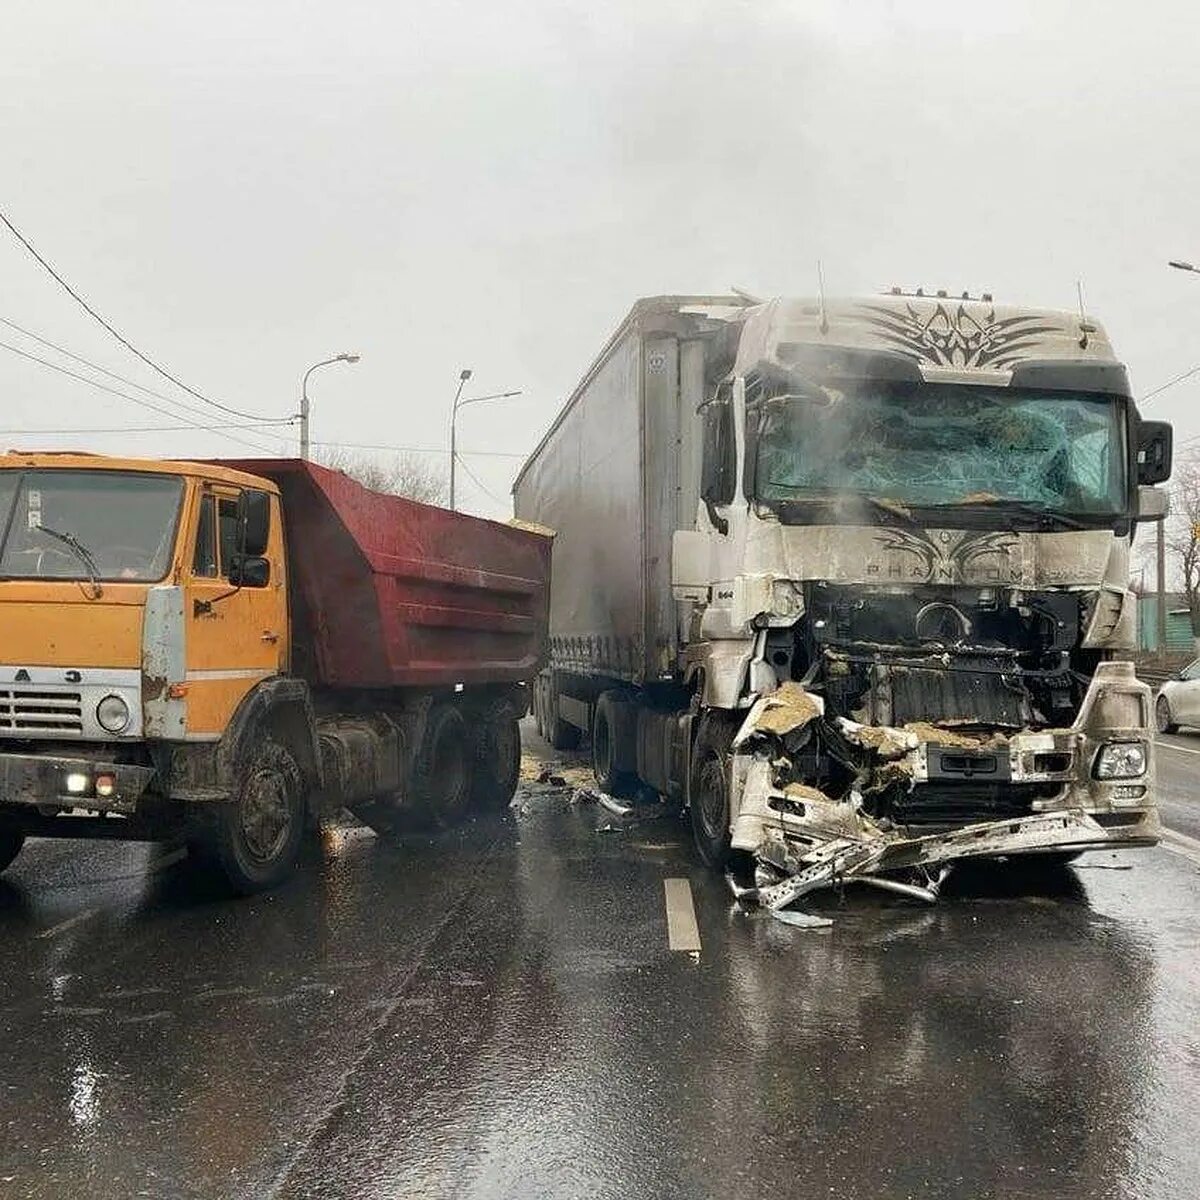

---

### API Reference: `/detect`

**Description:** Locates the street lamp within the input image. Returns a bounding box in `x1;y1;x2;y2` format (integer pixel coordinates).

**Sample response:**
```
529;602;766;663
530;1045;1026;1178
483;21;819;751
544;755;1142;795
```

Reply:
1169;260;1199;274
449;373;521;510
299;353;360;459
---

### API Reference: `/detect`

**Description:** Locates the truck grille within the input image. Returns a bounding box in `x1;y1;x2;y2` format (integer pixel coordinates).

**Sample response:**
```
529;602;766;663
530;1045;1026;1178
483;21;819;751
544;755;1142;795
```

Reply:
0;688;84;733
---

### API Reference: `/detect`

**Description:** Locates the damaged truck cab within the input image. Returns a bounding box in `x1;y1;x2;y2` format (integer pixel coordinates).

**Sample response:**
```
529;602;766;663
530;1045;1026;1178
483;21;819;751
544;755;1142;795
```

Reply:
515;292;1173;906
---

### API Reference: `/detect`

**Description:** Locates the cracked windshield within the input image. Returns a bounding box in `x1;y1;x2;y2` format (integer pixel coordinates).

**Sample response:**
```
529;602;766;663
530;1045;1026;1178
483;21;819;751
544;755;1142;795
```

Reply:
754;386;1125;514
0;470;183;581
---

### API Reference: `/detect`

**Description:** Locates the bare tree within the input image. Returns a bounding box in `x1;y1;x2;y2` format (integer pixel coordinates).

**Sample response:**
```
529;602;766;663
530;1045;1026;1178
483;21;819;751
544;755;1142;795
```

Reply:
317;448;449;506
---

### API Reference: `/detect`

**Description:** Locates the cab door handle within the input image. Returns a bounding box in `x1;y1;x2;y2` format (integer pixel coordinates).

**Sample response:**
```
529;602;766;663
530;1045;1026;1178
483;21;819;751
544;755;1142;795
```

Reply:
261;631;280;643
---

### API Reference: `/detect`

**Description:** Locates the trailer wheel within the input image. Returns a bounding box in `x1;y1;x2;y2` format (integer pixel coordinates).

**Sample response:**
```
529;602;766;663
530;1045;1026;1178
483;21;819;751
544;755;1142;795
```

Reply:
194;739;307;894
469;701;521;811
0;829;24;874
411;703;473;824
689;714;734;868
592;691;636;796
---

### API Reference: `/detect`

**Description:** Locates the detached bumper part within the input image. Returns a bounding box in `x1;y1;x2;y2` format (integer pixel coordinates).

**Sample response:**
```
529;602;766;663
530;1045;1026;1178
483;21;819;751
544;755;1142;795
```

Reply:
0;752;155;814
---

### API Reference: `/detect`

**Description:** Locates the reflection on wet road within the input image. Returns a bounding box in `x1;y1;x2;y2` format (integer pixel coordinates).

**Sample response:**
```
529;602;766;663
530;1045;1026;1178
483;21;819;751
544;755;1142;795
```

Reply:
1;725;1198;1199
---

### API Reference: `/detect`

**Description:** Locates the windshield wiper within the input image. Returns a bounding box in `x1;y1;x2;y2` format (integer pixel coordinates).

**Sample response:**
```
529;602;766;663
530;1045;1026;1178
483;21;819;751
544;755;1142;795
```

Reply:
35;524;103;595
945;499;1092;531
766;488;924;532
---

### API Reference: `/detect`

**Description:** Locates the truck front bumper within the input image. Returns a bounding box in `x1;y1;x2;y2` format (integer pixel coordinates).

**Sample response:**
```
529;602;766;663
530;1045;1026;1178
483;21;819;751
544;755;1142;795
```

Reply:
0;752;156;815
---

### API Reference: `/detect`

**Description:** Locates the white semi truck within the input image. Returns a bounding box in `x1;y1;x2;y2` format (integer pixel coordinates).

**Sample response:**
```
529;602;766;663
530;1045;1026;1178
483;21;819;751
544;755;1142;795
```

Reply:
514;291;1174;908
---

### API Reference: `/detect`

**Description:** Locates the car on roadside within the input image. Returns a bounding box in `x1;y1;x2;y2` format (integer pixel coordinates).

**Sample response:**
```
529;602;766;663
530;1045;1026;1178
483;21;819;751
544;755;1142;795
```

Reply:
1154;658;1200;734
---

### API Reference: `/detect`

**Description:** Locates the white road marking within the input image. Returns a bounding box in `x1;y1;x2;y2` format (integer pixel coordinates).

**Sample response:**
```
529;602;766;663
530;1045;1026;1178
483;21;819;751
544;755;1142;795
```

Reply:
1155;738;1200;758
663;878;702;953
1160;827;1200;867
36;908;97;940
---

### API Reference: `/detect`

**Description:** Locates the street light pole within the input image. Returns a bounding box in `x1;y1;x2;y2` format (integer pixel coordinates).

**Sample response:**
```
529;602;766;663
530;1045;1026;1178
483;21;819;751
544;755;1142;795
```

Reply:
449;379;521;510
300;353;360;459
449;369;472;510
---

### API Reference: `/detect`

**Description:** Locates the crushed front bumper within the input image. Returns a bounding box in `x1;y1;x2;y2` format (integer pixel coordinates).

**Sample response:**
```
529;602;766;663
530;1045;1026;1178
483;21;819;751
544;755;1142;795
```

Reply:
0;751;156;815
727;662;1158;915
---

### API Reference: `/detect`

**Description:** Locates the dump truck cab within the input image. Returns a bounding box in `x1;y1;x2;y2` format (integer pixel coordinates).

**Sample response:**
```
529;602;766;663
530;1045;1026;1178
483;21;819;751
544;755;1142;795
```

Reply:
0;452;551;892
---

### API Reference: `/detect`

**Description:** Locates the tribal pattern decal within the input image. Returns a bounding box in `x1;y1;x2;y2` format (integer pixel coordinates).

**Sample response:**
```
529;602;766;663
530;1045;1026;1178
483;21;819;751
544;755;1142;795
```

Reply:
872;527;1020;583
856;302;1058;370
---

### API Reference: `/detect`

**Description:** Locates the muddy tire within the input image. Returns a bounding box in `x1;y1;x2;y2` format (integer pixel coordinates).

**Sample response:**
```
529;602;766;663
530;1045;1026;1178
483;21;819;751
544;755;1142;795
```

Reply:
194;739;307;894
689;714;735;868
410;703;474;825
0;829;24;874
469;701;521;812
1156;695;1179;735
592;691;636;796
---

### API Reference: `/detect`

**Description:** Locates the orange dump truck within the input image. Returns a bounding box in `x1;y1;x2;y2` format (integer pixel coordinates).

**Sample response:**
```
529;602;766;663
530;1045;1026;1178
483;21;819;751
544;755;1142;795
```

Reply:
0;453;551;891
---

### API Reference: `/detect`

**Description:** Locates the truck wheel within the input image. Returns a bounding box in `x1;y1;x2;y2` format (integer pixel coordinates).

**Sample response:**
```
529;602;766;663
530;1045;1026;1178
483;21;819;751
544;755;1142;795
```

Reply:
0;830;24;873
593;691;636;796
469;701;521;811
689;715;734;868
411;704;473;824
1156;696;1179;735
198;740;307;894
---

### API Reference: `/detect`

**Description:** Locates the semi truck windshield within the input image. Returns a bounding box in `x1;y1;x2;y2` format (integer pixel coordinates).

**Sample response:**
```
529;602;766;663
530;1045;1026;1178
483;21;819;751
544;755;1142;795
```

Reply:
753;384;1127;518
0;470;184;582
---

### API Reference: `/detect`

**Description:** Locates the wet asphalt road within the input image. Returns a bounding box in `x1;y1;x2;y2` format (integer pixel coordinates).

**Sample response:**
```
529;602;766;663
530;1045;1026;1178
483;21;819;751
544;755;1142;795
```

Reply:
2;724;1199;1200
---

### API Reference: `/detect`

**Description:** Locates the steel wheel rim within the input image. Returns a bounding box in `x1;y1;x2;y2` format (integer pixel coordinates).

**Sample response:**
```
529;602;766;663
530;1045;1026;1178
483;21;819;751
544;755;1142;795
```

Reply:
240;770;292;862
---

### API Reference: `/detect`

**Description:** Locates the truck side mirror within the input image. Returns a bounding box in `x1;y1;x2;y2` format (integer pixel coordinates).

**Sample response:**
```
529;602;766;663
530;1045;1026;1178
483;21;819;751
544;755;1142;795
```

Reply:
228;555;270;588
238;489;271;557
699;399;735;533
1137;420;1173;486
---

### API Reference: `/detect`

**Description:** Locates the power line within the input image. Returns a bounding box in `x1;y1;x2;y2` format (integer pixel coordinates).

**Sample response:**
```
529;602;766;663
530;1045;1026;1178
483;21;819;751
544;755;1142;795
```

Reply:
0;312;278;431
0;337;281;454
0;206;292;424
1140;363;1200;404
309;437;524;458
0;422;286;435
453;451;508;507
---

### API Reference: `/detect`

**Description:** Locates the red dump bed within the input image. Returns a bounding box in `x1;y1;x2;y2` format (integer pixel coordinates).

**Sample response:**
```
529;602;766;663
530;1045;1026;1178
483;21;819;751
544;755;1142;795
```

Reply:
218;460;552;690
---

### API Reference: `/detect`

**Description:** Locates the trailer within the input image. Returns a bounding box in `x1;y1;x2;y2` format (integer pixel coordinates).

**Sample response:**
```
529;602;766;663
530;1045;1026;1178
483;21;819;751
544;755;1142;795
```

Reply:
515;292;1173;913
0;453;551;892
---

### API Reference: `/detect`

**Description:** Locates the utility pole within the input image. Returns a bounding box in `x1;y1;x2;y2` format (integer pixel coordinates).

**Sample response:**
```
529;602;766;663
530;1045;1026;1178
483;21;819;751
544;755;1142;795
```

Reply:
300;353;360;459
449;369;472;509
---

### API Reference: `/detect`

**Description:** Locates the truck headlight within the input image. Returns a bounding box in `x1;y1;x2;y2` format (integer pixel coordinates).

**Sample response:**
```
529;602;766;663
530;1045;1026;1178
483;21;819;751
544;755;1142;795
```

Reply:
1094;741;1147;780
96;694;131;734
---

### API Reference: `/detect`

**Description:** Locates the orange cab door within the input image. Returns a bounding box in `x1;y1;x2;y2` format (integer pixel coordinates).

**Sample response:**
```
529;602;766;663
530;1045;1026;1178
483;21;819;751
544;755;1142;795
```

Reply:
184;485;287;738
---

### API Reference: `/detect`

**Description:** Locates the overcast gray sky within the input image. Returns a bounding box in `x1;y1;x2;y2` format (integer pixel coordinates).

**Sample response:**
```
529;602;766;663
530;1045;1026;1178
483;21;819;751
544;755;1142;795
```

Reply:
3;0;1199;517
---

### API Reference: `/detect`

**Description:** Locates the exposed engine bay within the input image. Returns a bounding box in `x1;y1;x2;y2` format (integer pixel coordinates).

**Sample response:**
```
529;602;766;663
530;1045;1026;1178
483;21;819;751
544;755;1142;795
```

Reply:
725;580;1157;924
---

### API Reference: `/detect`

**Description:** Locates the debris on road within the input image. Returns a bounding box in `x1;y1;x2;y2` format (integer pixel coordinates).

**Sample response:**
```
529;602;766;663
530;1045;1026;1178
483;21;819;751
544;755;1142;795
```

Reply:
770;908;834;930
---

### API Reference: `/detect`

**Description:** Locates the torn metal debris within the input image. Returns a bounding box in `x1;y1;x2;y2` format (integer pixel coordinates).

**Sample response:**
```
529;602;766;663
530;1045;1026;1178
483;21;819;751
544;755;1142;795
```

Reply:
725;665;1158;925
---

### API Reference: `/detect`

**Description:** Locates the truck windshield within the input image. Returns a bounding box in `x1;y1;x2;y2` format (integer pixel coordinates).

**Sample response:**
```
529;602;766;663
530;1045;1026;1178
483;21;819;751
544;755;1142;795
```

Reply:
0;470;184;582
752;383;1127;520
